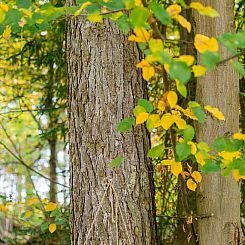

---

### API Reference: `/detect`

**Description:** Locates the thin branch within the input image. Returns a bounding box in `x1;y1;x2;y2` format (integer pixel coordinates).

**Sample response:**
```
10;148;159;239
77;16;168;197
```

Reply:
218;50;245;65
0;141;69;189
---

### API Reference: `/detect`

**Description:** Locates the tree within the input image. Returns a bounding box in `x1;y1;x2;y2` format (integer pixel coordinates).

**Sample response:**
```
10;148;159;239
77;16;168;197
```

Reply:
194;0;241;244
66;12;157;245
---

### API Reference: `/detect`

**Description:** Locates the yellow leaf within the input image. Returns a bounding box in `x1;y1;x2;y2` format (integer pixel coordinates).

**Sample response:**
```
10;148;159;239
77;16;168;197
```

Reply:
178;55;195;66
0;205;8;213
187;179;197;191
194;34;219;53
135;0;143;7
136;112;149;125
173;14;191;33
191;171;202;183
2;26;11;39
166;4;181;17
128;28;151;43
190;2;219;17
147;114;161;128
233;133;245;141
45;202;57;212
195;151;205;165
110;11;123;20
188;141;197;155
164;64;170;73
149;39;163;53
171;161;182;177
233;170;245;182
142;66;155;81
27;197;39;206
161;159;173;166
160;113;175;130
197;142;210;152
174;117;186;129
167;91;178;108
0;4;8;12
87;12;103;23
157;100;166;111
184;108;198;120
192;65;206;77
74;2;91;16
25;210;32;219
49;223;57;233
218;151;241;164
204;105;225;120
137;60;155;81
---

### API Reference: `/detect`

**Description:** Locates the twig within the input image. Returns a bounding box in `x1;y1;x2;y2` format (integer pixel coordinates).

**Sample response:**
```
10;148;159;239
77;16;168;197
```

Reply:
218;50;245;65
0;141;69;188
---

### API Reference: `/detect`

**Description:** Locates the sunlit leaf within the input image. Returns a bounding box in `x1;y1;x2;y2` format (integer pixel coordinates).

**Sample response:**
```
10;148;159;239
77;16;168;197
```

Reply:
45;202;57;212
171;161;182;177
128;28;151;42
87;12;103;23
166;4;181;17
147;144;165;158
49;223;57;233
194;34;219;53
190;2;219;17
167;91;178;108
204;105;225;120
173;14;191;33
191;171;202;183
25;210;32;219
187;178;197;191
192;65;206;77
136;112;149;125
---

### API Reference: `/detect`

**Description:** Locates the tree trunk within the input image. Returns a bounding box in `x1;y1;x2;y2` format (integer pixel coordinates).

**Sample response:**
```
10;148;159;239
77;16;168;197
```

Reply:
194;0;240;244
66;14;157;245
49;138;57;203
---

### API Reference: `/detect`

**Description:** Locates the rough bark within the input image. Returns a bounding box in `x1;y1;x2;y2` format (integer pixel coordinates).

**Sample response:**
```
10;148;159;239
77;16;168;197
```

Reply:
194;0;241;244
66;15;157;245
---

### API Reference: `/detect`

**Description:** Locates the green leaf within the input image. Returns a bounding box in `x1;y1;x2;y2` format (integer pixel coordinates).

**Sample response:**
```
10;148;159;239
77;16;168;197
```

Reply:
130;7;150;28
231;61;245;79
115;14;130;33
169;61;191;85
138;99;154;113
147;144;165;158
224;139;242;152
0;10;6;23
191;107;206;124
183;125;195;142
16;0;32;9
212;137;226;152
176;83;187;98
218;33;238;54
109;156;124;168
41;223;49;232
133;105;146;116
176;143;191;161
116;118;134;133
201;160;220;173
149;2;171;25
201;51;220;70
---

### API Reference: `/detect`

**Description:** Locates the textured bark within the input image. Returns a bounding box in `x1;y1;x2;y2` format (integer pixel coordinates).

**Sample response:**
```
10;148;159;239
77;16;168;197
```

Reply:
194;1;240;244
66;15;157;245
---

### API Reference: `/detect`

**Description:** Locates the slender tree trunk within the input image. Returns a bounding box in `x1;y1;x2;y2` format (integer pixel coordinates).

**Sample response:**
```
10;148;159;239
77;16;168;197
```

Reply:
175;1;197;243
66;14;157;245
49;138;57;203
194;0;240;244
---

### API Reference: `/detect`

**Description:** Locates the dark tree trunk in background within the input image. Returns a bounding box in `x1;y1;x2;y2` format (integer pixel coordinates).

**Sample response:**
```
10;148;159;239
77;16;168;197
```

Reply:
194;0;240;244
49;138;57;203
66;11;157;245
